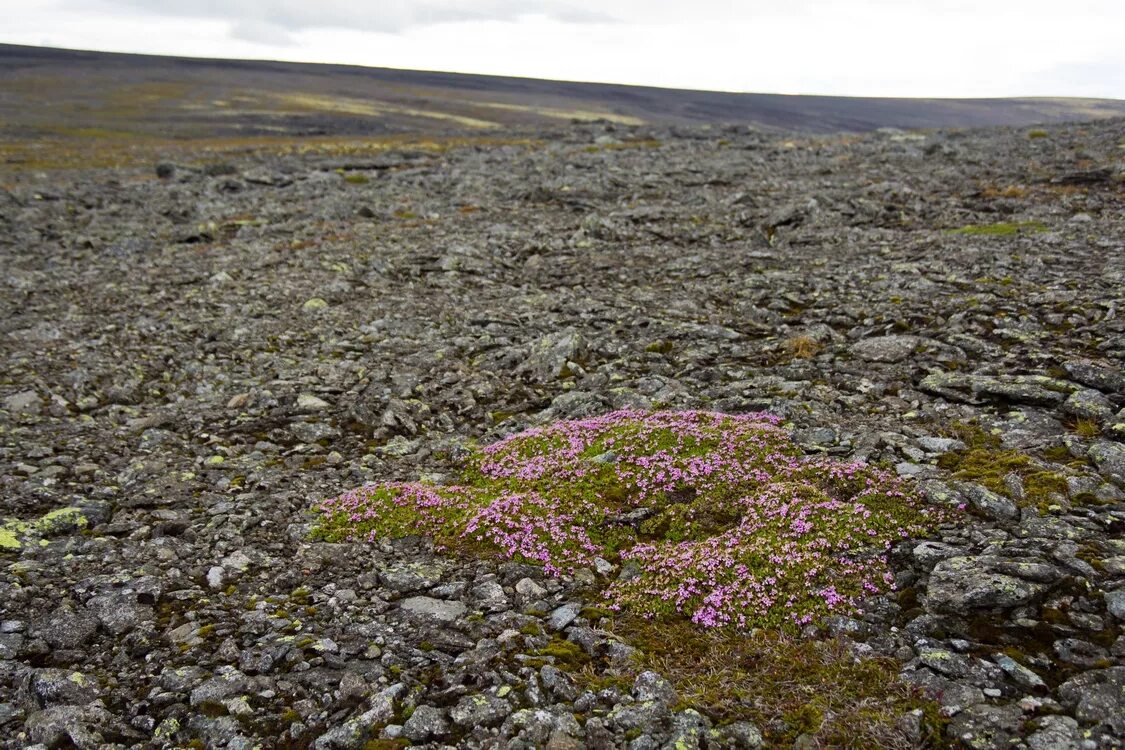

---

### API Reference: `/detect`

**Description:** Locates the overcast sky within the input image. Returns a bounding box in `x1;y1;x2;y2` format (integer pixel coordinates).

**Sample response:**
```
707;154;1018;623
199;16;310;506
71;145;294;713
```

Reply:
5;1;1124;98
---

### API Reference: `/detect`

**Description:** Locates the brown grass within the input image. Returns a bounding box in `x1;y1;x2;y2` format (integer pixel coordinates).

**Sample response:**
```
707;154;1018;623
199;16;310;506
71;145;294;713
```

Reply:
785;335;823;359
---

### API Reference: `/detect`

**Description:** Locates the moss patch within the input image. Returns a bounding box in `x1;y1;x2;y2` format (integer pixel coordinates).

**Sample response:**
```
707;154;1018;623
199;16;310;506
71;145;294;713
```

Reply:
945;221;1047;236
605;617;946;747
1;506;89;552
938;422;1072;513
316;410;948;629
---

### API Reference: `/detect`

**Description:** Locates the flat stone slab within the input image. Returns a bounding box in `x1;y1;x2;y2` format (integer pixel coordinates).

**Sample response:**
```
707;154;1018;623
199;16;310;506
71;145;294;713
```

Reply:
399;596;467;623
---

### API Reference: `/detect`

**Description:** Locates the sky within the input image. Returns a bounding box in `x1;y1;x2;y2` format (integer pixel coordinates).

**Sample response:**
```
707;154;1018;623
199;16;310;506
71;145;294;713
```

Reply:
4;0;1124;99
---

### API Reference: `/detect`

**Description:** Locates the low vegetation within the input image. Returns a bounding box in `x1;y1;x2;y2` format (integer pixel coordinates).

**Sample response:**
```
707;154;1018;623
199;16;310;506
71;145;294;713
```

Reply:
945;220;1048;236
316;410;948;629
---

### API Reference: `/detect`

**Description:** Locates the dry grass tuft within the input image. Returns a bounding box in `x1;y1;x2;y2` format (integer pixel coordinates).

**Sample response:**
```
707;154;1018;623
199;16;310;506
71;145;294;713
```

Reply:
785;335;823;359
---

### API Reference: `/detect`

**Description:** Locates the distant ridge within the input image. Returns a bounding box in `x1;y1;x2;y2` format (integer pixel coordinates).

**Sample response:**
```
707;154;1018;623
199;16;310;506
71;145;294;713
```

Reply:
1;43;1123;139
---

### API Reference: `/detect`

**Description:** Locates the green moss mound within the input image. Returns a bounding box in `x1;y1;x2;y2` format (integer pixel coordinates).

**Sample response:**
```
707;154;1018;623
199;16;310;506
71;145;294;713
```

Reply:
316;410;948;629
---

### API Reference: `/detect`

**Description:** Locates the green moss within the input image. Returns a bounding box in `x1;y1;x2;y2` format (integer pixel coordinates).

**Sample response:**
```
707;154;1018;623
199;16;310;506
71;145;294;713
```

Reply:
1028;130;1049;139
1041;445;1075;463
2;507;90;551
316;410;945;631
0;527;21;551
937;422;1071;512
362;741;410;750
610;617;947;747
343;173;369;185
197;700;228;717
945;221;1048;236
537;638;590;669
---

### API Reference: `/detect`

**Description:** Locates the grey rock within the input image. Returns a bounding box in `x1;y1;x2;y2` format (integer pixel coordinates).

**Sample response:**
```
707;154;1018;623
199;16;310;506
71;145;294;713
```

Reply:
1104;588;1125;620
912;540;964;569
540;665;579;702
721;721;764;749
925;556;1047;614
903;668;985;710
916;647;974;678
1062;360;1125;394
917;479;965;508
514;577;547;602
468;580;508;612
503;708;582;746
1089;441;1125;487
189;667;251;707
1057;667;1125;733
0;702;21;725
1061;389;1114;422
312;689;399;750
518;328;588;382
548;602;582;631
606;640;639;665
955;481;1020;521
608;700;671;732
851;335;919;363
917;436;964;453
633;671;678;706
663;708;710;750
1026;715;1083;750
296;393;332;412
289;420;340;443
381;564;441;593
399;596;466;623
450;692;512;728
206;566;225;590
991;653;1046;691
946;704;1023;750
221;549;253;573
402;705;449;742
30;607;98;649
919;373;1067;406
25;704;141;749
4;390;41;415
26;669;99;708
1052;638;1108;668
86;591;153;636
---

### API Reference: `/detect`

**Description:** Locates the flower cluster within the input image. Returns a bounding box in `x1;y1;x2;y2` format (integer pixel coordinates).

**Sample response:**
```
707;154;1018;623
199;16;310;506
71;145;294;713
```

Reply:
315;410;947;629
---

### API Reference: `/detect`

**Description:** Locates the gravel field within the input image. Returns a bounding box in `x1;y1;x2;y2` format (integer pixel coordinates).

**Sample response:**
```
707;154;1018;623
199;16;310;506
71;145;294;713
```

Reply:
1;117;1124;749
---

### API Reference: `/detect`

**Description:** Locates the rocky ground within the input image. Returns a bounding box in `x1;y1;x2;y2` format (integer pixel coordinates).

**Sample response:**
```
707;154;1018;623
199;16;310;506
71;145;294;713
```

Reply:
1;117;1123;749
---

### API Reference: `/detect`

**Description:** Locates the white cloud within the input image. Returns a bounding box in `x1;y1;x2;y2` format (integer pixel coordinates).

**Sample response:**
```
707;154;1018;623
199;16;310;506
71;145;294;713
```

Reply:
229;19;296;46
4;0;1124;98
74;0;617;33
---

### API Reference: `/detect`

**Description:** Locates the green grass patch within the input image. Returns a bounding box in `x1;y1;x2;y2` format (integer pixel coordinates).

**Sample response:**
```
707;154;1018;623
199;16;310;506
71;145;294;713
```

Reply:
945;221;1048;237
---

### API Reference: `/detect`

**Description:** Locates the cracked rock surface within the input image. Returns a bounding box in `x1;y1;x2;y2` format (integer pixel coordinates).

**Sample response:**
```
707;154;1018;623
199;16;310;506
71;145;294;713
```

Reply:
1;117;1124;748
